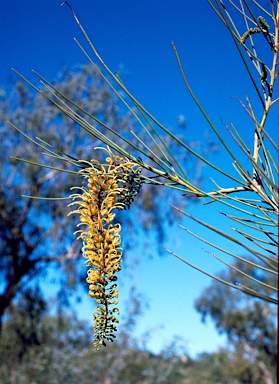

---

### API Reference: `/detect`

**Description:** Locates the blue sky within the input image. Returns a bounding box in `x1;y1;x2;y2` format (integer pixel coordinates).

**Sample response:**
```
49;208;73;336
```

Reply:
1;0;276;357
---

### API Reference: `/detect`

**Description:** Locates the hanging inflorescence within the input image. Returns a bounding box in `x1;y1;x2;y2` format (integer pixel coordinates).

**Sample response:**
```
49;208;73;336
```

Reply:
68;149;142;349
240;16;273;47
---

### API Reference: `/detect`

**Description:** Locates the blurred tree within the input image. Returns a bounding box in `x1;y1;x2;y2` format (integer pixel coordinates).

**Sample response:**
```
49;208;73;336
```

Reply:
187;350;238;384
3;283;277;384
195;259;278;384
1;261;276;383
0;287;193;384
0;64;207;331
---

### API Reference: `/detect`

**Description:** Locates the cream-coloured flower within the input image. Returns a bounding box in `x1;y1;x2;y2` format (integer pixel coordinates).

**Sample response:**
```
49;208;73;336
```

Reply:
68;149;142;349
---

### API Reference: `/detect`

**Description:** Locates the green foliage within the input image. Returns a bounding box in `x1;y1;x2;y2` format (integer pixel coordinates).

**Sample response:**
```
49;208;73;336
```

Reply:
0;292;193;384
195;258;277;383
188;351;239;384
0;275;276;383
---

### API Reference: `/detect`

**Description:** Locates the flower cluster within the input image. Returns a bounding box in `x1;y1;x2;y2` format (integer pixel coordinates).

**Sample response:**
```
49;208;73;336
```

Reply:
240;16;271;45
69;150;142;349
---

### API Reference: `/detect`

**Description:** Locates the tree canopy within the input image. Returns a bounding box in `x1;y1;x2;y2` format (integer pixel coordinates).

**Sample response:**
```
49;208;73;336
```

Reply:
195;259;277;383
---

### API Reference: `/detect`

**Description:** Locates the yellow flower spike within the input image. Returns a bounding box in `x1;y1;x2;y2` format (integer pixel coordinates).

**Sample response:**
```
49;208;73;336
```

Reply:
69;149;142;349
